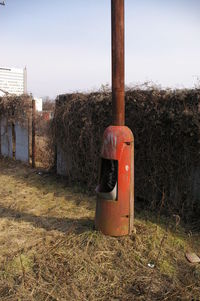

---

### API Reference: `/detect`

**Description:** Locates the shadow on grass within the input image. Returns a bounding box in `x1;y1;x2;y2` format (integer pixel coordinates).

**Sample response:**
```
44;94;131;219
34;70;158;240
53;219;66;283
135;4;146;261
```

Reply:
1;159;198;233
0;158;96;209
0;205;94;234
0;159;89;191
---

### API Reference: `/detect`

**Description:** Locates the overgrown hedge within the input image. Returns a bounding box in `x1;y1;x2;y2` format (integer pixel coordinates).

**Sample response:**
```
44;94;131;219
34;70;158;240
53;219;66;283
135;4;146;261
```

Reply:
52;88;200;220
0;95;32;125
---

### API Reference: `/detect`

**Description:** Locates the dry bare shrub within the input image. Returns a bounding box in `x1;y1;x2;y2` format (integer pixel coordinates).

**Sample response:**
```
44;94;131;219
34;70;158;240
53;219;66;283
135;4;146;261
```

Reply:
0;95;32;126
35;134;55;169
52;87;200;220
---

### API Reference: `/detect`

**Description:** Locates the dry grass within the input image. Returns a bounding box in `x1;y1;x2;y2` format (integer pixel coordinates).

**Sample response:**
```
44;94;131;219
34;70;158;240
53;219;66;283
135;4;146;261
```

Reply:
0;158;200;301
35;135;54;169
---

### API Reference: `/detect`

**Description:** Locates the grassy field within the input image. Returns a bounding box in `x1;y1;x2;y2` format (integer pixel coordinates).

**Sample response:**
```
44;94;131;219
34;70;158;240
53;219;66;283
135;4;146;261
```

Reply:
0;158;200;301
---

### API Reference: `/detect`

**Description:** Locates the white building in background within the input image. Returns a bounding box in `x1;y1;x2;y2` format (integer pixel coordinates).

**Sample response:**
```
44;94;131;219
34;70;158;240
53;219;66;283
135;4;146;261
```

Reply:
0;66;43;112
34;97;43;112
0;66;27;96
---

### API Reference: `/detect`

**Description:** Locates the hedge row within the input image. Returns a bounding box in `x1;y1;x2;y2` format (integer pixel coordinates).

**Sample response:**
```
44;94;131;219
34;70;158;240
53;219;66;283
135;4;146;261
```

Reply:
52;88;200;220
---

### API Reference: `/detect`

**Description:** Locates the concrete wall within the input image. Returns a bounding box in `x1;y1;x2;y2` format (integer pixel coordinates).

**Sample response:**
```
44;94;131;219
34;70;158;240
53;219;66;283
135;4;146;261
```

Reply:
0;118;13;158
56;145;73;177
0;118;29;163
15;122;29;163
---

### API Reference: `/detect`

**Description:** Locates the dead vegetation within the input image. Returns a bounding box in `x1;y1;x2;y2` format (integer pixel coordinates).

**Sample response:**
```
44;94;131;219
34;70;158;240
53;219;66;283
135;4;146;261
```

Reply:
0;95;32;126
0;95;54;169
0;158;200;301
35;135;55;169
34;111;55;169
52;87;200;221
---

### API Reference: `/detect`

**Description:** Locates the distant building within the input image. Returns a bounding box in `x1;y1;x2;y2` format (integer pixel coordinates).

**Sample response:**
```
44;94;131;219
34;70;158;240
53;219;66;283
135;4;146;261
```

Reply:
34;97;43;112
41;111;54;120
0;67;27;96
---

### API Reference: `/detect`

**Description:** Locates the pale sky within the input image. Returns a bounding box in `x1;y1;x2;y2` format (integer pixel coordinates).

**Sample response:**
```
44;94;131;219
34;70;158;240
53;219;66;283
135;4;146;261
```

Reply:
0;0;200;98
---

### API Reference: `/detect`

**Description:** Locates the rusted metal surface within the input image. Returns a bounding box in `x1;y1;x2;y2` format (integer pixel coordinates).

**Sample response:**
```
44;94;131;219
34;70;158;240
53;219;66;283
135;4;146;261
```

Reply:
95;126;134;236
32;98;36;168
95;0;134;236
129;135;134;234
112;0;125;126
